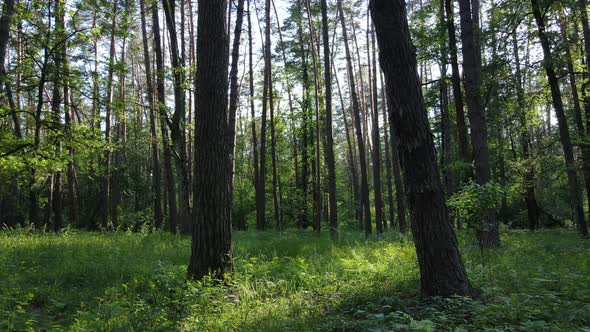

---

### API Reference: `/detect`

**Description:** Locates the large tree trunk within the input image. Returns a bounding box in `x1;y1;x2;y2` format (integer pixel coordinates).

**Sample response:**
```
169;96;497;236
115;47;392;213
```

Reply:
458;0;499;247
531;0;588;237
338;0;371;236
389;107;407;234
152;2;178;232
371;0;471;297
188;0;232;280
320;0;338;239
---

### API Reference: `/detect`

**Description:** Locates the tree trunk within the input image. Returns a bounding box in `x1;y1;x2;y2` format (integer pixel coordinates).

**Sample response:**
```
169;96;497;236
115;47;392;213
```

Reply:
304;0;322;233
444;0;470;179
153;2;178;232
320;0;338;239
256;0;269;231
272;0;298;216
0;0;15;85
64;50;78;228
380;73;395;231
297;0;310;229
370;26;384;235
458;0;499;247
163;0;191;233
371;0;471;297
559;15;590;228
103;0;118;228
228;0;245;206
188;0;232;280
439;0;454;196
388;101;407;234
140;0;163;229
51;0;65;231
248;0;260;232
531;0;588;237
337;0;371;236
578;0;590;137
30;4;52;228
266;0;280;231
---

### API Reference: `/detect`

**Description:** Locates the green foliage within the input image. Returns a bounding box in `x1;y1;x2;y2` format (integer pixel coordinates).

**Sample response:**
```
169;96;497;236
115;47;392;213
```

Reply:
1;230;589;331
448;181;505;230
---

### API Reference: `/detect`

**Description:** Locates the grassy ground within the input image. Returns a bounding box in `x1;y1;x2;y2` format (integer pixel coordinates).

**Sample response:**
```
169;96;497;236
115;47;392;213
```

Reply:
1;228;589;331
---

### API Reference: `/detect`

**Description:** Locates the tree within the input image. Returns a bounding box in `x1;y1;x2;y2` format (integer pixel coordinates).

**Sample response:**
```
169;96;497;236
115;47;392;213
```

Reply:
337;0;371;236
228;0;246;199
320;0;338;239
188;0;232;280
103;0;119;228
163;0;191;233
248;0;260;232
152;1;178;232
370;24;384;235
139;0;163;229
511;30;538;231
458;0;499;247
531;0;588;238
444;0;470;185
371;0;471;296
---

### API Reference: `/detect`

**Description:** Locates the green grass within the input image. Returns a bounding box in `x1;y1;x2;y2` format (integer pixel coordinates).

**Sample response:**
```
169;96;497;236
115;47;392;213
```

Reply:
1;228;589;331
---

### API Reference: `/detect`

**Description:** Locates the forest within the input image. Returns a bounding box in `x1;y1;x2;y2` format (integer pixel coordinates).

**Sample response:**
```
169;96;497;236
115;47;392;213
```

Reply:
1;0;590;330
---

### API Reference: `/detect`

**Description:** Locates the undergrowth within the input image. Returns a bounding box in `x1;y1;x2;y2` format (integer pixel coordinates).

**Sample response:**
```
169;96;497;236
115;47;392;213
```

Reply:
0;228;589;331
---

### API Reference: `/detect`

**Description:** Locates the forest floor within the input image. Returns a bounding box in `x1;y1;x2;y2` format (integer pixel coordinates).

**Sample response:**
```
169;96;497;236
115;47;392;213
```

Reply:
1;228;589;331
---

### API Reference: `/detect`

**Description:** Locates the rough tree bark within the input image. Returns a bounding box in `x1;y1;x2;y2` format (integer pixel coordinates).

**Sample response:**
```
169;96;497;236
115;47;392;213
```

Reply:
188;0;232;280
371;0;471;297
380;73;395;231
